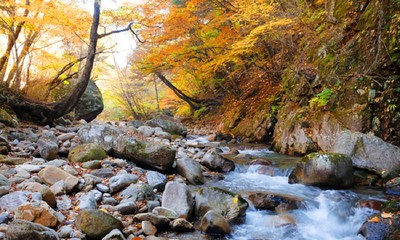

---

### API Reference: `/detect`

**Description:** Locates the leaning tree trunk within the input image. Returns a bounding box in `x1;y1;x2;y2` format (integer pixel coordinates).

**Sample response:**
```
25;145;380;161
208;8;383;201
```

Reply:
0;0;101;125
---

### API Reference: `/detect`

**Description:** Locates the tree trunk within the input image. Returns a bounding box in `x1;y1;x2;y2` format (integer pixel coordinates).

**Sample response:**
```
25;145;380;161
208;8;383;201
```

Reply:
1;0;101;125
155;72;202;110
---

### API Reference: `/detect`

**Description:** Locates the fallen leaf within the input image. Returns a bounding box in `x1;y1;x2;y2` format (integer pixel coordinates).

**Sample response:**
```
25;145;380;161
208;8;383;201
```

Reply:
381;212;393;219
368;216;380;223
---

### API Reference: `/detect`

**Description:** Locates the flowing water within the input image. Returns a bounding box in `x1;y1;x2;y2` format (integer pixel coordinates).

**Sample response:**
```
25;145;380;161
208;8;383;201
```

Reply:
181;135;383;240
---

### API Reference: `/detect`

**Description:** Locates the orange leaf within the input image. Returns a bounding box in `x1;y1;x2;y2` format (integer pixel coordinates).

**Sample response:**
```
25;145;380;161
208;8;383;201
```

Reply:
368;216;380;223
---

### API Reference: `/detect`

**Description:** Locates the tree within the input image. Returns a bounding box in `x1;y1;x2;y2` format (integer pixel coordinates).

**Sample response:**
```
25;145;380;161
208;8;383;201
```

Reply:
0;0;139;124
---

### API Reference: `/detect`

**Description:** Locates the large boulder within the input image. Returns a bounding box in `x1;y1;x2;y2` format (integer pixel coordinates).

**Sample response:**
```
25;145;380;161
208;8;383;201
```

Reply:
78;123;121;154
76;209;124;239
146;115;187;136
201;148;235;172
38;166;79;192
161;181;193;220
288;153;354;189
246;192;303;211
328;131;400;175
6;220;59;240
114;135;176;172
176;157;204;185
200;210;231;235
74;80;104;122
195;187;248;223
68;143;107;163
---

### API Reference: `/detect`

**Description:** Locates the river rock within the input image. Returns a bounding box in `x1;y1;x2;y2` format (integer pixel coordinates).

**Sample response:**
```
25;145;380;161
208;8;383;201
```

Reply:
386;177;400;195
288;153;354;189
102;229;126;240
120;183;154;201
15;201;58;227
152;207;179;219
154;127;172;140
138;126;155;137
133;213;170;227
169;218;194;232
17;182;56;208
201;148;235;172
0;156;30;165
142;221;157;236
6;220;59;240
326;130;400;176
82;160;102;169
109;174;138;194
114;200;137;215
37;137;58;161
200;210;231;235
0;191;41;212
91;168;115;178
146;115;187;136
359;214;400;240
50;181;66;196
78;123;121;154
38;166;79;192
79;192;97;210
0;174;10;188
74;79;104;122
146;171;167;191
68;143;106;163
195;187;248;223
114;136;176;172
57;225;73;238
246;192;303;211
161;182;193;220
176;157;204;185
76;209;124;239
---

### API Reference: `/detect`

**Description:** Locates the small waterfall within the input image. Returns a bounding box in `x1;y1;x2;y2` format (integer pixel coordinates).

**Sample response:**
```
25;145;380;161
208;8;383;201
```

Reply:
208;147;374;240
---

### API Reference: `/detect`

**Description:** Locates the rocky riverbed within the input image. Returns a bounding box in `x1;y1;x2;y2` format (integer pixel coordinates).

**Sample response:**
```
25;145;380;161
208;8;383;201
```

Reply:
0;112;399;240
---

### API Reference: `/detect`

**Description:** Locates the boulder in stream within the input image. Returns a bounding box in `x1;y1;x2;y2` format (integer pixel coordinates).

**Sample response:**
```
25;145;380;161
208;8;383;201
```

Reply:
201;148;235;172
200;210;232;235
176;157;204;185
288;153;354;189
195;187;248;223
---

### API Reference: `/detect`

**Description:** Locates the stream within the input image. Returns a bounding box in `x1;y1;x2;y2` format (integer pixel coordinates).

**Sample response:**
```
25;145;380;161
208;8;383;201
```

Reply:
186;135;384;240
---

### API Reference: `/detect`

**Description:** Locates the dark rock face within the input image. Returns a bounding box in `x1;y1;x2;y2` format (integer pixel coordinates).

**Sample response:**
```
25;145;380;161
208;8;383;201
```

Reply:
386;177;400;195
288;153;354;189
74;80;104;122
6;220;59;240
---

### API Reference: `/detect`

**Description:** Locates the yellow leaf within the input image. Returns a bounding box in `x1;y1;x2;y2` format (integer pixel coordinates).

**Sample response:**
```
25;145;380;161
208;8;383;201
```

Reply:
368;216;380;223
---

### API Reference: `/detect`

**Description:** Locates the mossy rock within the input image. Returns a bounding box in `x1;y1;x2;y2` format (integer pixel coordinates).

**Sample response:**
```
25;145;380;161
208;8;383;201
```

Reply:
76;209;123;239
68;143;107;163
289;152;354;189
0;109;16;127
